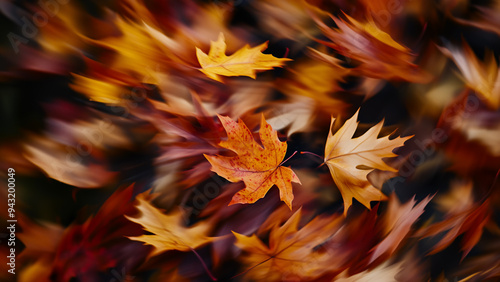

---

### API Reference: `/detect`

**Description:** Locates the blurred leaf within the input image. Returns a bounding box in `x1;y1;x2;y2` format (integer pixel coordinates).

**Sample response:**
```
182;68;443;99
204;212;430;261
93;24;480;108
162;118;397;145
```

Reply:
126;193;214;256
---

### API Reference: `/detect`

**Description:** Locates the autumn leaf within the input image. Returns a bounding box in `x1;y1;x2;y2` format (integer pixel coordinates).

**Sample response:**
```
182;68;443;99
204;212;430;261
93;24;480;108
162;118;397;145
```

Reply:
324;109;412;215
336;250;426;282
451;2;500;38
314;13;430;83
204;114;301;209
416;181;490;258
70;73;127;104
232;208;342;281
196;32;292;82
17;185;149;282
274;49;349;134
369;194;432;263
439;42;500;109
23;134;117;188
125;193;214;256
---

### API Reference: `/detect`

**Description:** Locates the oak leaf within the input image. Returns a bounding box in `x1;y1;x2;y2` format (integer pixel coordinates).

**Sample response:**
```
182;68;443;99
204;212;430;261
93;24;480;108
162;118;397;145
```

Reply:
204;114;301;209
125;194;214;256
324;109;412;215
196;33;291;82
232;209;342;281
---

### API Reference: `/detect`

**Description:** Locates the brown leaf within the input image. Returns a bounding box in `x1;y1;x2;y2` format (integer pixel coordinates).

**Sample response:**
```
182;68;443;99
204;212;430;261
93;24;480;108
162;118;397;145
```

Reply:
370;194;432;263
416;181;490;258
314;13;431;82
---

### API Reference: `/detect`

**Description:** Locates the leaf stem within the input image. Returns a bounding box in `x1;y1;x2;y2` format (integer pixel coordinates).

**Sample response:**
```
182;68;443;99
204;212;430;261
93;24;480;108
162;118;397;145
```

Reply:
300;151;323;161
283;47;290;59
480;168;500;203
300;151;326;168
231;256;273;279
190;247;217;281
280;151;298;166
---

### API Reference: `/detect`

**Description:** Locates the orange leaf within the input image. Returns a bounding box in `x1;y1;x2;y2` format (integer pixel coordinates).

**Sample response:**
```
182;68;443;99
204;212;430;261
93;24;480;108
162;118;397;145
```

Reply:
204;114;301;209
232;209;342;281
324;109;412;215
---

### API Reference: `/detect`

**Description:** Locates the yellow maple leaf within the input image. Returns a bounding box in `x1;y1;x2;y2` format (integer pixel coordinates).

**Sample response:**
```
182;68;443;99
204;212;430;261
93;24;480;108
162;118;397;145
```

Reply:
204;114;301;209
125;194;214;256
324;109;412;215
196;33;292;82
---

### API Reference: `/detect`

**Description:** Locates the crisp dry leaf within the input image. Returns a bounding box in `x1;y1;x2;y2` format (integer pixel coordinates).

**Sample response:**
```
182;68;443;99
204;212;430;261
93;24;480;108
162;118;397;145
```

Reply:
196;33;291;82
204;114;301;209
324;109;412;215
232;208;342;281
126;194;214;256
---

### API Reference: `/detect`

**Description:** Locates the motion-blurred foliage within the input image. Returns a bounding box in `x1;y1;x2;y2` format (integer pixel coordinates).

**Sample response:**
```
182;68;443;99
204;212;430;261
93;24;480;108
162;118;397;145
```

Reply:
1;0;500;281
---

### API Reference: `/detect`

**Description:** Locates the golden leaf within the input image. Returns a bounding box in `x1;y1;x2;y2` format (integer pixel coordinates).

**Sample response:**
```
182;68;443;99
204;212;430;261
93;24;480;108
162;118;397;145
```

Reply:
439;42;500;109
233;209;342;281
324;109;412;215
196;33;291;82
126;194;214;256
